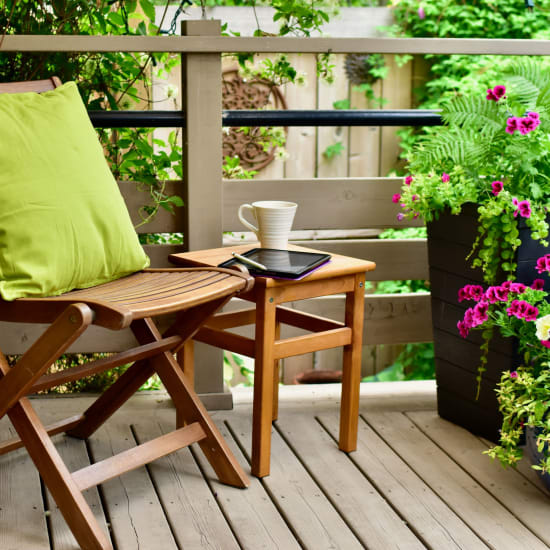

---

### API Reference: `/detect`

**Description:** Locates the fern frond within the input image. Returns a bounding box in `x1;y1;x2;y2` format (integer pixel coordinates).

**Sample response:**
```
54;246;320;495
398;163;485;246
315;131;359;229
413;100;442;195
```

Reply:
442;95;500;131
505;59;550;91
536;83;550;113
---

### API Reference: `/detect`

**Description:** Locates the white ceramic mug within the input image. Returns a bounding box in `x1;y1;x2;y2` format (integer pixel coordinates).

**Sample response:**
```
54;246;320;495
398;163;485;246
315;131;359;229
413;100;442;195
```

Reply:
238;200;297;249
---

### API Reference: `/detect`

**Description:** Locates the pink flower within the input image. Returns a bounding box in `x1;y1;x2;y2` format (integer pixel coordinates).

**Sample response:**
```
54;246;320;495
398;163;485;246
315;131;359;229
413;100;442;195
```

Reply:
506;117;520;134
457;320;469;338
397;213;405;221
485;286;509;303
491;180;503;196
517;200;531;218
458;284;485;302
405;175;413;185
510;371;518;379
528;111;540;121
532;278;545;290
487;85;506;101
519;117;538;135
392;193;401;203
541;340;550;349
536;255;550;274
417;5;426;19
412;194;418;201
507;300;539;321
486;89;498;101
493;85;506;99
441;173;450;183
509;282;526;294
473;301;489;324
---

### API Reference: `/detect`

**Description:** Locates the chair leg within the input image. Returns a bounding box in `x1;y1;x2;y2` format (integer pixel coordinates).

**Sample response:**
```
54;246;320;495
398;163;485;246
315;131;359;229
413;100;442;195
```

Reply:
8;398;112;550
339;273;366;452
131;318;249;488
68;297;230;440
251;288;277;478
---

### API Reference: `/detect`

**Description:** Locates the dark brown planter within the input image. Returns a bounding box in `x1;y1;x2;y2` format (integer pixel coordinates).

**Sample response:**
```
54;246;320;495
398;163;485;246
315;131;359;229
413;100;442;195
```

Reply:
427;204;548;442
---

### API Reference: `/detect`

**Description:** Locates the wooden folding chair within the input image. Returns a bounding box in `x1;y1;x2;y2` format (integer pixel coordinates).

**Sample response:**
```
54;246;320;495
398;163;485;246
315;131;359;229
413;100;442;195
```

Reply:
0;78;253;550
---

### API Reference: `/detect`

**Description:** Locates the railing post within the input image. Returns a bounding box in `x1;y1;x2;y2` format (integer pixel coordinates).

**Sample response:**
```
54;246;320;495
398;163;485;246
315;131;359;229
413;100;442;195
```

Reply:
181;19;223;251
180;20;230;407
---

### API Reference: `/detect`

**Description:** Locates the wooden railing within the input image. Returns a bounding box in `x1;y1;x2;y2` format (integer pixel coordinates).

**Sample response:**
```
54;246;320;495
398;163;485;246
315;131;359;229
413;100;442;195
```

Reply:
0;26;545;405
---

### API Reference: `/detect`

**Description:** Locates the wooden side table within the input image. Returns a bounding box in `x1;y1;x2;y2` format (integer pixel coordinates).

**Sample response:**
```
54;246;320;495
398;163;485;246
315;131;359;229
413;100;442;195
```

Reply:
169;245;376;478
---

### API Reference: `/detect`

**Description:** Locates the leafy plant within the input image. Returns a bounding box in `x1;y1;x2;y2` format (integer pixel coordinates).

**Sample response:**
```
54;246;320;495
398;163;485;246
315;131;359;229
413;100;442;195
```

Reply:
456;258;550;474
398;60;550;284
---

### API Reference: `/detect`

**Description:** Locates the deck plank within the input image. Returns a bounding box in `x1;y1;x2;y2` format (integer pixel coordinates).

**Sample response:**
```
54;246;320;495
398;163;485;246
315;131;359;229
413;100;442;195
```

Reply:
87;422;178;550
45;436;111;550
408;411;550;546
365;411;549;550
194;417;302;550
0;422;50;550
318;413;488;549
228;411;365;549
276;411;426;549
133;419;241;550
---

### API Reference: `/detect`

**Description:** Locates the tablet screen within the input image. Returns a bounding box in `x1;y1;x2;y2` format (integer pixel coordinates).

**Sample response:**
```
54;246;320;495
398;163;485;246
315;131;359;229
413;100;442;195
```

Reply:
219;248;331;278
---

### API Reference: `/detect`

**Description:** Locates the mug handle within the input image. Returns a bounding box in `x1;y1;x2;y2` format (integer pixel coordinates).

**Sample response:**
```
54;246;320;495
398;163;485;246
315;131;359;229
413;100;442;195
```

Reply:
238;203;259;234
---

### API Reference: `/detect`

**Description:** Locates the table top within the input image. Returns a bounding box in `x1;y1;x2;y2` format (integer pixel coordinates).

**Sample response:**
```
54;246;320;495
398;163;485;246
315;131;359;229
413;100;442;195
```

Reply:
169;244;376;288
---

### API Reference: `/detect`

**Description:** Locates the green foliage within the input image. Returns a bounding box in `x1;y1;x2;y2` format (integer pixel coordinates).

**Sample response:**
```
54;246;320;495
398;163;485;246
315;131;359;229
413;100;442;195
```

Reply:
362;343;434;382
323;141;345;159
458;282;550;473
1;0;184;218
399;59;550;283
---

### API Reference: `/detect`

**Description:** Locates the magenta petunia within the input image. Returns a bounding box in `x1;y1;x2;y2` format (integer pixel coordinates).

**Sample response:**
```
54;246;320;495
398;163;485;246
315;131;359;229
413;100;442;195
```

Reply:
397;213;405;221
509;282;526;294
506;117;520;134
458;284;485;302
457;320;469;338
486;89;498;101
441;173;450;183
472;301;489;324
510;371;518;379
519;117;538;135
491;180;503;196
532;278;545;290
517;200;531;218
493;85;506;99
405;175;413;185
541;340;550;349
527;111;540;121
485;285;509;303
417;5;425;19
392;193;401;203
506;300;539;321
536;255;550;274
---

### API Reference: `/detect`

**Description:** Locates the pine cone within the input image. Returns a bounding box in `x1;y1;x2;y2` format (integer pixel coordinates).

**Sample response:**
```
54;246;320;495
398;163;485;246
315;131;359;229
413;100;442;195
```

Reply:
344;53;384;86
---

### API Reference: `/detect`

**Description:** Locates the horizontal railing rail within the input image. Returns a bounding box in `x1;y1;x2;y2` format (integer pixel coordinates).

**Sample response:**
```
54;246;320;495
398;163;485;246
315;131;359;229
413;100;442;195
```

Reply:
89;109;443;128
2;35;550;55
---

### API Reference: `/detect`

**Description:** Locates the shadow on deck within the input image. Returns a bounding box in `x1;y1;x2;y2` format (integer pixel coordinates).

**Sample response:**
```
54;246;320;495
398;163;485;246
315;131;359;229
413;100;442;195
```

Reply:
2;381;549;549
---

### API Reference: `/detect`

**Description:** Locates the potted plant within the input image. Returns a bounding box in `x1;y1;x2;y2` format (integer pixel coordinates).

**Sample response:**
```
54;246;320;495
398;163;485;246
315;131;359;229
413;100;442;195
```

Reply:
396;59;550;440
457;260;550;485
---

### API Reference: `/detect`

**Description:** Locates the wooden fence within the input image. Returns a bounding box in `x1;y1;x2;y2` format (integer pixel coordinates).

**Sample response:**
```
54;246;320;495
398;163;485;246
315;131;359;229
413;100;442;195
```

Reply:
1;27;548;406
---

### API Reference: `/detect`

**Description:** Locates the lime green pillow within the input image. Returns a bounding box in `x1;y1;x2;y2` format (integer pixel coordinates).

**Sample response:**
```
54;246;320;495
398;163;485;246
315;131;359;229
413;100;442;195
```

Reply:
0;81;150;300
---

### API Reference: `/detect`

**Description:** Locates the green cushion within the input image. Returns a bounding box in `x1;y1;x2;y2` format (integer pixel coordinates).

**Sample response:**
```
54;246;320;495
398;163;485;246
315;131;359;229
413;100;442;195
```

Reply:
0;81;149;301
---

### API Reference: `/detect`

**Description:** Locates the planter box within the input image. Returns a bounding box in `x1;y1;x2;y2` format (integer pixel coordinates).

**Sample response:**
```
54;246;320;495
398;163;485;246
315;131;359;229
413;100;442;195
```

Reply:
427;204;549;442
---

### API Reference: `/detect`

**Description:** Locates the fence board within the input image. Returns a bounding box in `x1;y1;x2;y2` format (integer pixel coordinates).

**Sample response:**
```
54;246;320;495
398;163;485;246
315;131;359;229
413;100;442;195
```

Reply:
223;177;422;230
284;54;317;179
317;54;349;178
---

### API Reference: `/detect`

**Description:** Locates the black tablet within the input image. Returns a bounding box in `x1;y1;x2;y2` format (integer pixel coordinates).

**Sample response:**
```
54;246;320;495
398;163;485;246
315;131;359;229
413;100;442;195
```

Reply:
218;248;331;279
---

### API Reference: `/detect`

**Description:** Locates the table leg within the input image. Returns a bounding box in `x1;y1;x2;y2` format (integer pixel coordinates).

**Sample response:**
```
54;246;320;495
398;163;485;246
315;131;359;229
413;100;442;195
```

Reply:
176;340;194;428
252;288;277;477
339;273;366;452
272;319;281;422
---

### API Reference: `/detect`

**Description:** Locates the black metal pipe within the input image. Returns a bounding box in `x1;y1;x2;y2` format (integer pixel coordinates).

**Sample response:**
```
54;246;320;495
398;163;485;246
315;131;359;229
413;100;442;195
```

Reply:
88;109;443;128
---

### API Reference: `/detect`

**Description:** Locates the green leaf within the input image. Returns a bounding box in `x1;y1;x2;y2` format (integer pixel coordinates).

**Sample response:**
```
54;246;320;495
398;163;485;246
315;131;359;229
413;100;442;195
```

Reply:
139;0;155;23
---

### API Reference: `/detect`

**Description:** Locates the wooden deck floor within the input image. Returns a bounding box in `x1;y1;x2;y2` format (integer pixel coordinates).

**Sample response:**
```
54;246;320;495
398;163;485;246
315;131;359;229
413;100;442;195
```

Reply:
2;381;550;550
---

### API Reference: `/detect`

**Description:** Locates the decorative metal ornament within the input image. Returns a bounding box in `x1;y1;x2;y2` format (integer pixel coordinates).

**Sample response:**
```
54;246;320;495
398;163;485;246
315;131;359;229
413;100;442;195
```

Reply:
222;69;287;171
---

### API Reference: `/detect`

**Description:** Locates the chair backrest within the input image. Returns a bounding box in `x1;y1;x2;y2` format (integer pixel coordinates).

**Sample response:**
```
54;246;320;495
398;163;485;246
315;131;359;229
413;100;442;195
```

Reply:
0;77;61;94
